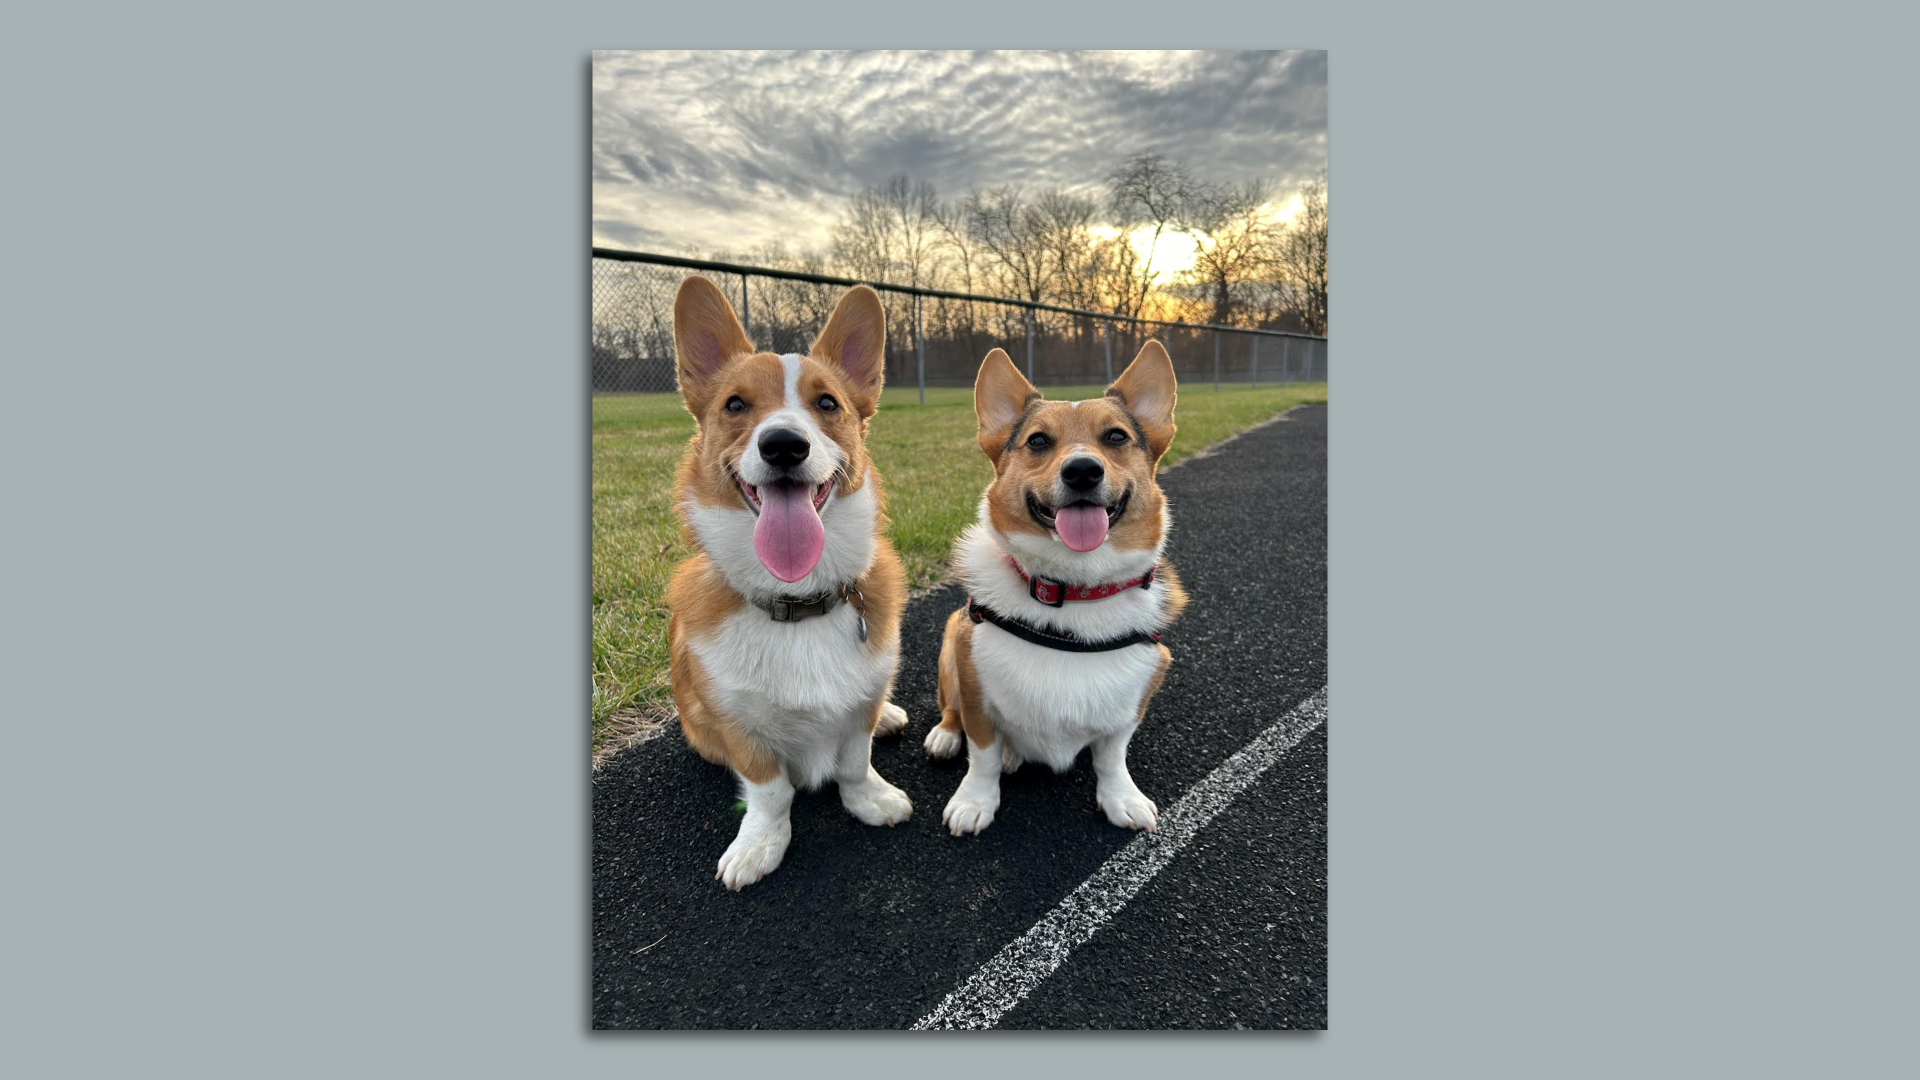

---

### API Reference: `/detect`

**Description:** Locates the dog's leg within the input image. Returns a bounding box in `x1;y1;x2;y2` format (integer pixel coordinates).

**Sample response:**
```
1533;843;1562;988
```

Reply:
926;609;969;758
717;770;795;890
924;710;965;759
1000;740;1025;774
874;700;909;737
942;733;1003;836
837;707;913;826
1092;725;1158;831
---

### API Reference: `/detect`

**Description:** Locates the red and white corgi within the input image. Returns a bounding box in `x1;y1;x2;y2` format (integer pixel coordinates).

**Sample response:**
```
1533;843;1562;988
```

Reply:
926;344;1190;835
664;277;911;890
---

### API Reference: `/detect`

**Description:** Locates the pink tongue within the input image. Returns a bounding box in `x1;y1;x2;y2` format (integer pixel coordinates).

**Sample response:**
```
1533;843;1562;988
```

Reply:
1054;503;1110;552
752;483;826;582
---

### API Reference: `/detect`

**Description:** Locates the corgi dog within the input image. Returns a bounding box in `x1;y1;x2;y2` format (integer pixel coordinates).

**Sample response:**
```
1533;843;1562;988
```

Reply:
664;277;912;890
926;343;1189;836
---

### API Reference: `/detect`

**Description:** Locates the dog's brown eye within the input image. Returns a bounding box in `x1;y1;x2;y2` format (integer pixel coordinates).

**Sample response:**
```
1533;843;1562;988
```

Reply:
817;394;839;413
725;396;746;413
1026;432;1051;451
1104;428;1130;446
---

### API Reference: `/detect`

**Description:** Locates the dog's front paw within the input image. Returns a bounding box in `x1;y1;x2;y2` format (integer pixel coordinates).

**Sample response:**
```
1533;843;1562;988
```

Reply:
874;701;909;737
942;784;1000;836
841;773;913;826
923;721;963;759
1098;783;1159;832
716;819;792;891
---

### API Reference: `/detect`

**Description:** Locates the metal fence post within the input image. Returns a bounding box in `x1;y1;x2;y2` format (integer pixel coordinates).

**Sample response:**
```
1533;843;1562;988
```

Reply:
1213;330;1220;392
1024;308;1034;381
1251;334;1260;388
1281;338;1291;385
1103;319;1112;385
739;273;750;337
915;294;926;405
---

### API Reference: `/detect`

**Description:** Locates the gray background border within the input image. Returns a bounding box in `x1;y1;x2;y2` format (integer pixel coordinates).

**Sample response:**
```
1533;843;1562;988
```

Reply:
4;3;1913;1076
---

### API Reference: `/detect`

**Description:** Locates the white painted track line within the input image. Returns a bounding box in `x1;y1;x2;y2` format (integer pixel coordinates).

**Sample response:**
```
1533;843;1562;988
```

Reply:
912;686;1329;1030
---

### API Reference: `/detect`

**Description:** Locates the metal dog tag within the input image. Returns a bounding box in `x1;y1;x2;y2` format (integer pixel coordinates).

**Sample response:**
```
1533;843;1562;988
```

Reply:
842;584;868;643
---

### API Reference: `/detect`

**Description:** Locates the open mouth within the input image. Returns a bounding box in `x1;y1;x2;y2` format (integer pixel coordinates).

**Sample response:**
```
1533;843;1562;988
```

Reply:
733;473;835;583
1027;489;1129;552
736;475;833;517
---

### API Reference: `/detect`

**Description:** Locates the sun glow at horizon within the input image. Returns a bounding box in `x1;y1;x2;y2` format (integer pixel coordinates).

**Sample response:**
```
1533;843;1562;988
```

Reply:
1091;196;1301;287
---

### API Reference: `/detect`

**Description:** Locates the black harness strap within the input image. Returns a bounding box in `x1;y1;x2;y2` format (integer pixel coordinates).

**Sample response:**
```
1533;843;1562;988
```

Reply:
966;597;1162;653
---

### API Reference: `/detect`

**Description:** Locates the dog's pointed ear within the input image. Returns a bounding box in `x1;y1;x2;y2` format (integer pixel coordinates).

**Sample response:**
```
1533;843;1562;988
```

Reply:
1107;340;1178;462
976;347;1040;465
810;285;886;415
673;276;755;416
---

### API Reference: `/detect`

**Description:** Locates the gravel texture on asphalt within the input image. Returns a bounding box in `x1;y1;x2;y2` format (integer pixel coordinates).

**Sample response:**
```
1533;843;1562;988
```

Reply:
592;404;1326;1030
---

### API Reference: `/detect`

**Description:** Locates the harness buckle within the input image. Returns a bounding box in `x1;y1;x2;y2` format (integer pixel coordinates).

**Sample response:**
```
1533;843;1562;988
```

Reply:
1142;564;1155;590
769;600;793;621
967;597;985;624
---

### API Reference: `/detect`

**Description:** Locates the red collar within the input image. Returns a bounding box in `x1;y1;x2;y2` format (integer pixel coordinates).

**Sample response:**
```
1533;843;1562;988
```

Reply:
1005;555;1156;607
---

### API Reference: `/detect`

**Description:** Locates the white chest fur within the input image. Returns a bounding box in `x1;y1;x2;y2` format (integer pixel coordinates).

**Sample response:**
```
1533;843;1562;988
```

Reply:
954;517;1172;771
972;626;1164;770
689;602;896;788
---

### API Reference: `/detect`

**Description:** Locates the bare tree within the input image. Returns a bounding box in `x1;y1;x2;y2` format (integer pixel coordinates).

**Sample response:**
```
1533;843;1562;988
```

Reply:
1106;151;1195;319
1087;232;1141;316
1185;177;1280;326
930;196;983;355
829;174;942;289
963;185;1052;304
1033;188;1101;310
932;197;977;296
886;175;942;289
830;185;896;282
1274;177;1328;335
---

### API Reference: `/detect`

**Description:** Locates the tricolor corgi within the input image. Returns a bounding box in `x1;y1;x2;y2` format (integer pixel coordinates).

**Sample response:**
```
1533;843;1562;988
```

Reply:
665;277;912;890
926;343;1190;835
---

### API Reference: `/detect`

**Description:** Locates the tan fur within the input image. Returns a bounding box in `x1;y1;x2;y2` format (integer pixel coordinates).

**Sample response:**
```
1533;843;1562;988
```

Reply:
672;353;879;523
972;345;1178;554
1148;560;1192;624
853;535;908;683
933;607;995;750
1136;644;1174;724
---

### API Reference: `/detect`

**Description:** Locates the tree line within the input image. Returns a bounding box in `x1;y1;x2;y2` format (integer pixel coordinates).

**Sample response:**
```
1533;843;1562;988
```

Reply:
702;151;1328;337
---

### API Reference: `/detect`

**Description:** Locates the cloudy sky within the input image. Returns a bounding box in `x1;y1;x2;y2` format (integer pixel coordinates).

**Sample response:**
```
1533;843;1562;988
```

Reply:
592;50;1326;257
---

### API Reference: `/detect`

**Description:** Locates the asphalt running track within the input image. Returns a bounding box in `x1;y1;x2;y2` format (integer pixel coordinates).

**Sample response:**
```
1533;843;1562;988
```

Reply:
592;405;1327;1030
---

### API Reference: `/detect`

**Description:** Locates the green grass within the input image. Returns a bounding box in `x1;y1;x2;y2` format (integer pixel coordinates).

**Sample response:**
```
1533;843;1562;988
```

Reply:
591;380;1328;754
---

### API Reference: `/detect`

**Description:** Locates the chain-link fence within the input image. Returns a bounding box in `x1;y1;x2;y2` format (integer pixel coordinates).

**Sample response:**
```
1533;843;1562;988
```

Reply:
592;248;1328;398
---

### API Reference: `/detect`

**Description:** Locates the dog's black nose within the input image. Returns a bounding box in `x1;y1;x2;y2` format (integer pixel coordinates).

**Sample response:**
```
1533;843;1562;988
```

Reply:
1061;455;1104;494
758;427;810;468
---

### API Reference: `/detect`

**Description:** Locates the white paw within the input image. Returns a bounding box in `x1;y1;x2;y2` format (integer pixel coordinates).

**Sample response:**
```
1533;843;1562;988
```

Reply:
716;819;791;891
943;784;1000;836
1000;743;1025;774
923;722;963;759
841;773;913;826
874;701;908;737
1098;784;1159;831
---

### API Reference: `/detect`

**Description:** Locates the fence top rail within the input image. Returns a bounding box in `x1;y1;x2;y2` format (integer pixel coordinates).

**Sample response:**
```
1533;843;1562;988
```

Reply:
592;246;1327;342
